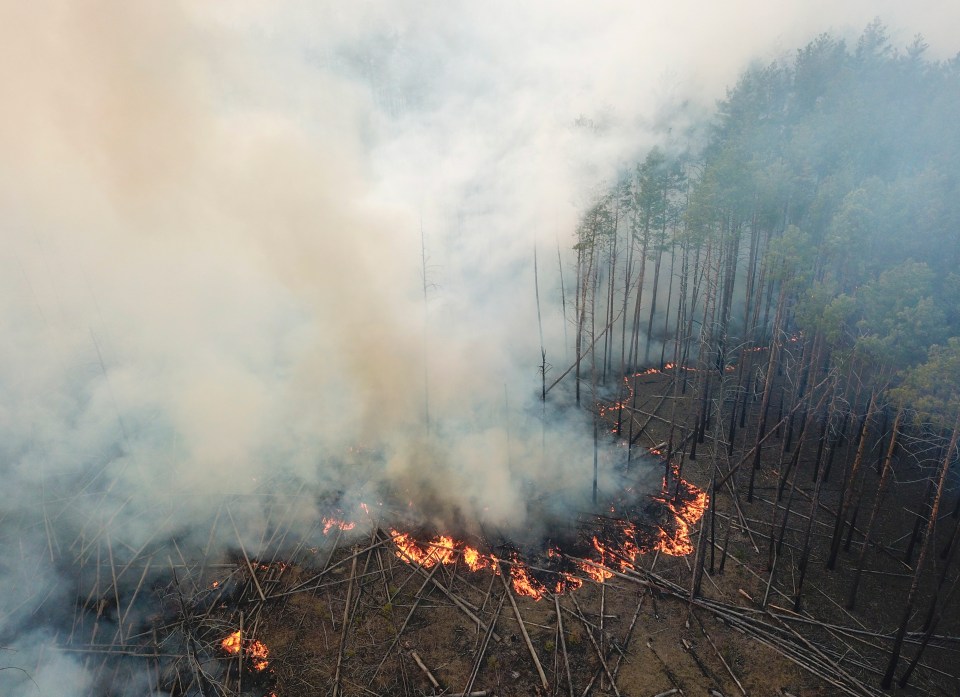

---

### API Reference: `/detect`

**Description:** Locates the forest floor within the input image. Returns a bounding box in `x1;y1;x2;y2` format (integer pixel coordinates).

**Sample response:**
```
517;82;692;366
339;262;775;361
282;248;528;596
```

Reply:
195;365;958;697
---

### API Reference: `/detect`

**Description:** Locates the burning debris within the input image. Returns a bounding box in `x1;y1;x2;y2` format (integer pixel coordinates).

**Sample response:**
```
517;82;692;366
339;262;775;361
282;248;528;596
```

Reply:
220;630;271;672
321;517;357;535
27;357;709;697
193;438;708;696
366;445;708;601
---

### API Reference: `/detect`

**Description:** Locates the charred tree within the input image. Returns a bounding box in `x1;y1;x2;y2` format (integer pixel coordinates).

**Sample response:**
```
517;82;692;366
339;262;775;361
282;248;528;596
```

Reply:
881;414;959;689
747;286;786;502
826;394;876;570
847;408;902;609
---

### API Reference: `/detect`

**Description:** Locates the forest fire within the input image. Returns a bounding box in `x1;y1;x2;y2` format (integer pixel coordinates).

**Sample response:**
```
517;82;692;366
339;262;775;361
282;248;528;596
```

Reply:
302;360;710;603
321;516;356;535
220;630;270;672
598;359;729;432
652;466;710;556
379;449;708;600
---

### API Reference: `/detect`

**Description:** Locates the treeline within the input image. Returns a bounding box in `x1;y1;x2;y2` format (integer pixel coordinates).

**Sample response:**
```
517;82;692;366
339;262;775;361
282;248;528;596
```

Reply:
567;22;960;690
572;21;960;389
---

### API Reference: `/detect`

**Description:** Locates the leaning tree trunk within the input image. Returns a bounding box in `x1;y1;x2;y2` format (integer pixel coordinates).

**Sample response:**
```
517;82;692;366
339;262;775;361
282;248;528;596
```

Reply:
747;285;786;503
627;223;650;372
794;446;826;613
847;408;902;610
602;213;619;383
898;519;960;687
826;393;876;570
881;413;960;689
643;241;664;364
574;245;584;406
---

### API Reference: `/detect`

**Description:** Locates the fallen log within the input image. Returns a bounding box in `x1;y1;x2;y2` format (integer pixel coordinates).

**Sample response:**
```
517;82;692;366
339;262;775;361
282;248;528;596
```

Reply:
570;593;621;697
500;567;549;691
410;649;440;690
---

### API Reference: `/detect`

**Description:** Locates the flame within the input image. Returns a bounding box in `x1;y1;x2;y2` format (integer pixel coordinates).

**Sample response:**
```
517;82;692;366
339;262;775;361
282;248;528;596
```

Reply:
463;546;488;572
251;561;288;573
509;559;550;600
221;630;270;672
558;572;583;593
221;630;242;654
248;640;270;672
577;557;614;583
322;517;356;535
308;370;714;602
390;531;466;568
649;457;710;556
377;456;709;598
597;359;718;432
388;531;566;600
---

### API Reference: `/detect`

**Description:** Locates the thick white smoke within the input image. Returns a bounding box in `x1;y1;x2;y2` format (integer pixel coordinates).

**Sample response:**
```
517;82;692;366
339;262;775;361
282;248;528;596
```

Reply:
1;1;958;693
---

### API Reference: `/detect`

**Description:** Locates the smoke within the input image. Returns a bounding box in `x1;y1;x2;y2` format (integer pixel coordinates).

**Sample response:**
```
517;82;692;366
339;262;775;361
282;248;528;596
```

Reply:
1;1;958;693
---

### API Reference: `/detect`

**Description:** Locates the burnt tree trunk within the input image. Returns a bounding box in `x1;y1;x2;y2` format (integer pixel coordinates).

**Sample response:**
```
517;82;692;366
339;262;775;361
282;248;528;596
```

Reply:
747;286;786;503
881;414;960;689
847;407;899;611
827;394;876;570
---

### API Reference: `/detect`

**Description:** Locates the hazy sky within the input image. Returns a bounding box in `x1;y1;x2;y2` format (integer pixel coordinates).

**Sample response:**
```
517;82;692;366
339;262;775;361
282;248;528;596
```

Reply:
1;2;958;692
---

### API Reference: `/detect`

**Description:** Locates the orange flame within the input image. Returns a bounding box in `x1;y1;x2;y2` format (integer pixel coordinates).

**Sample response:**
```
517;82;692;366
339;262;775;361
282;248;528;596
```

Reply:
220;630;270;671
383;456;710;597
322;517;356;535
390;531;467;568
578;556;615;583
650;460;710;556
221;630;241;654
316;412;711;602
389;531;564;599
509;561;550;600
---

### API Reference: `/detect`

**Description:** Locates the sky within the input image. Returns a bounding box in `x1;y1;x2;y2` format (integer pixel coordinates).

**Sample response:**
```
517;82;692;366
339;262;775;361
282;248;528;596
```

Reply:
1;1;958;694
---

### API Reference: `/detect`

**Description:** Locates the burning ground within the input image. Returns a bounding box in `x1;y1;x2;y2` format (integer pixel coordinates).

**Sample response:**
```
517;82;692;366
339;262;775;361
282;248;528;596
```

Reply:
0;336;713;697
5;350;952;696
135;437;714;696
82;365;810;697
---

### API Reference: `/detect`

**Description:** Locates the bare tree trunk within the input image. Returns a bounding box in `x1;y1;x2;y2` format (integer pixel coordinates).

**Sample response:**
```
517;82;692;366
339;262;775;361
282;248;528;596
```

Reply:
660;237;678;366
575;245;583;406
603;214;619;383
535;245;546;403
794;381;839;613
557;239;569;363
628;224;650;371
847;407;901;610
644;243;663;364
619;219;637;372
898;521;960;687
875;406;889;474
827;393;876;570
747;286;786;503
881;413;960;689
690;479;710;599
905;476;936;566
